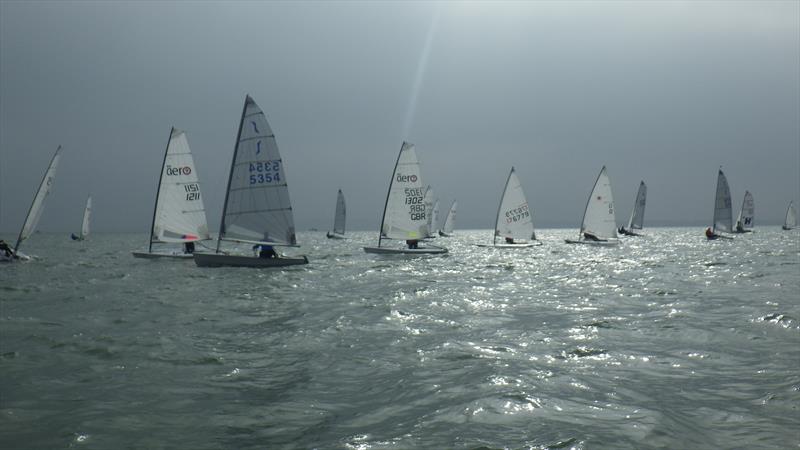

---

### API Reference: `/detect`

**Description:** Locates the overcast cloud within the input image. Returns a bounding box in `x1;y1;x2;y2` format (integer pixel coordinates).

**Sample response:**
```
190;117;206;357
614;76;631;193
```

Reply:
1;1;798;233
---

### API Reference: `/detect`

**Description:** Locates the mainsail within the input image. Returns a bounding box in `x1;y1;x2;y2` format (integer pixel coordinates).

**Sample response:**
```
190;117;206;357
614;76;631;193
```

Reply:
378;142;427;243
712;169;733;233
332;189;346;235
627;181;647;230
784;202;797;230
14;146;63;254
217;95;298;249
441;200;457;235
148;128;210;251
579;166;617;240
424;186;434;236
430;199;440;236
80;195;92;240
735;190;754;231
494;167;535;244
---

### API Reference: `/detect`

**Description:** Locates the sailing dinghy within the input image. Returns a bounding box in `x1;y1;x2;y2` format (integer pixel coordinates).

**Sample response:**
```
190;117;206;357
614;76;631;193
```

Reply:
565;166;619;246
194;95;308;267
326;189;347;239
427;196;440;238
2;146;63;262
71;195;92;241
782;201;796;230
618;181;646;236
132;128;211;259
705;169;734;240
477;167;540;248
363;142;447;254
733;190;754;233
438;200;457;237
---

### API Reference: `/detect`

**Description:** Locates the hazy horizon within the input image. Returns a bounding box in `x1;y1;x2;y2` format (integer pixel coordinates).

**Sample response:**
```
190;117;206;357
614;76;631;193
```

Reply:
2;1;798;234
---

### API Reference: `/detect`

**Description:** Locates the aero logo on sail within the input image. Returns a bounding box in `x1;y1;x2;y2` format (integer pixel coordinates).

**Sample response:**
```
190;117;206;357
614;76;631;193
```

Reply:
166;165;192;176
396;174;418;183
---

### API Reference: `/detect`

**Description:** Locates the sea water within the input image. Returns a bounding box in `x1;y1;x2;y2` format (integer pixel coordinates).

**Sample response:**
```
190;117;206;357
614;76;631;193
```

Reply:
1;228;798;449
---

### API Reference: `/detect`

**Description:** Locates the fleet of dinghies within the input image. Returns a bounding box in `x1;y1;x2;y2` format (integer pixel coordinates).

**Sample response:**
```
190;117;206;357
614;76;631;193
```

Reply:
565;166;619;246
71;195;92;241
326;189;347;239
132;128;211;259
2;146;63;262
477;167;540;248
363;142;447;254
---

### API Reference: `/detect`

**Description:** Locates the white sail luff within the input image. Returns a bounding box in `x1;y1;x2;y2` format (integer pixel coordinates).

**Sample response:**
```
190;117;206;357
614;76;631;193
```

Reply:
332;189;346;235
627;181;647;230
712;169;733;233
442;200;457;234
14;146;63;253
218;96;298;249
80;195;92;239
151;128;210;246
579;166;617;240
379;142;428;241
494;167;535;244
735;190;754;230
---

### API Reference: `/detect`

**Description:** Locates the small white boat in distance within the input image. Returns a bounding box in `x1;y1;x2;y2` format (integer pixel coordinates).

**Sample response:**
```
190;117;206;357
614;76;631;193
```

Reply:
733;190;754;233
477;167;541;248
194;95;308;268
704;168;734;240
783;201;797;230
71;195;92;241
2;146;63;262
132;128;211;259
363;142;447;255
618;181;646;236
438;200;457;237
326;189;347;239
427;195;440;238
565;166;619;246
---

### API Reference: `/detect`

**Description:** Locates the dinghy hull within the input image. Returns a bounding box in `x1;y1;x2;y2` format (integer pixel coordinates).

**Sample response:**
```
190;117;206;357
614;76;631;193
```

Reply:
476;242;541;248
564;239;619;246
363;246;448;255
132;251;194;259
193;252;308;267
326;232;346;240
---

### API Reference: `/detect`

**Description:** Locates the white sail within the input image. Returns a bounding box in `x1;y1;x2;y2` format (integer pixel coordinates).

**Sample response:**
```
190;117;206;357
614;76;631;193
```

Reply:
735;190;754;231
332;189;346;235
579;166;617;240
379;142;428;241
784;202;797;229
430;199;440;235
149;128;210;249
441;200;457;234
494;167;535;244
712;169;733;233
627;181;647;230
217;95;297;248
14;146;63;254
424;186;434;235
80;195;92;239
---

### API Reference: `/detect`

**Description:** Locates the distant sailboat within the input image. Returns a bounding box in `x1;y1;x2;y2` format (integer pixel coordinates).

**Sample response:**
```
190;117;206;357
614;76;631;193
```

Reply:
438;200;457;237
565;166;619;246
782;201;797;230
478;167;540;247
363;142;447;254
426;193;440;238
132;128;211;259
194;95;308;267
705;168;734;240
618;181;646;236
733;190;754;233
2;146;63;262
71;195;92;241
326;189;346;239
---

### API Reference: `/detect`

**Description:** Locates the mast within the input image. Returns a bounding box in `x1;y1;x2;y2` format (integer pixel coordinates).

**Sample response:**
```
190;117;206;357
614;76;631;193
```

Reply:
376;142;408;247
147;128;175;253
14;145;62;255
216;96;251;253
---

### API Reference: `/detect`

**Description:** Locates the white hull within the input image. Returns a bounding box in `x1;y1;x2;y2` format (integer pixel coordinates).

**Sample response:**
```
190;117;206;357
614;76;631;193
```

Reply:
565;239;620;246
326;232;346;240
193;252;308;267
0;251;31;262
132;251;195;259
476;242;542;248
363;246;448;255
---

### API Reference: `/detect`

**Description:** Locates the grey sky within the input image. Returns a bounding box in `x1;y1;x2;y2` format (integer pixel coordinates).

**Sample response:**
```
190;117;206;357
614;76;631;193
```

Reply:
1;1;798;233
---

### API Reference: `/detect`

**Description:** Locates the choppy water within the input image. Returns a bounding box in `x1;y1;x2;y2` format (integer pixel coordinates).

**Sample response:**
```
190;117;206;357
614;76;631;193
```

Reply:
1;228;798;449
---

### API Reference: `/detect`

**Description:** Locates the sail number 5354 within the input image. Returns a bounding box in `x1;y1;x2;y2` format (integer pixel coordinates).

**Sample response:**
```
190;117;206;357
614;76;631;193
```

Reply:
249;161;281;185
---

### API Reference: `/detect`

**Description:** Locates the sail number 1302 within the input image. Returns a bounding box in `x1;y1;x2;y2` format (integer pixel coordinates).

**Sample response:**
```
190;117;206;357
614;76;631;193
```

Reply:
249;161;281;185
